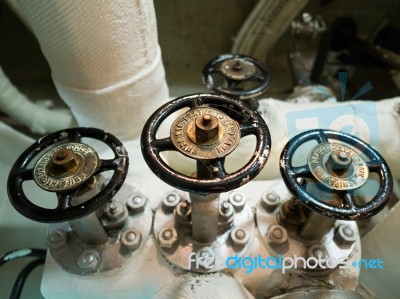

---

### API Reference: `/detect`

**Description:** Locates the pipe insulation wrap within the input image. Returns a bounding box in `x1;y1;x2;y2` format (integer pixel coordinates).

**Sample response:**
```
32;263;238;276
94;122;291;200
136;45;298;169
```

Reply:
232;0;309;60
16;0;169;141
0;67;74;134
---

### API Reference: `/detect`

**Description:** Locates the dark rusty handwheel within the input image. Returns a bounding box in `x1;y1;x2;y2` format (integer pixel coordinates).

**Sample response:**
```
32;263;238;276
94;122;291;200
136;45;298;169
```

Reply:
280;129;392;220
202;54;271;100
7;127;129;223
141;93;271;194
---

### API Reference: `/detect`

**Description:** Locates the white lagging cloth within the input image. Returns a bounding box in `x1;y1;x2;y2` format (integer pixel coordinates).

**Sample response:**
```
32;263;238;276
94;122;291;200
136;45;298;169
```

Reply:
16;0;169;141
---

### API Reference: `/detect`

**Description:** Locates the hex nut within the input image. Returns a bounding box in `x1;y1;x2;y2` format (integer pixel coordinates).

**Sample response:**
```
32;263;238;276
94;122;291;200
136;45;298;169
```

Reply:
230;227;250;248
158;227;178;249
228;192;246;212
262;192;280;212
47;229;67;251
127;194;146;214
106;202;127;221
267;225;288;247
77;249;102;272
162;192;181;212
121;228;142;251
334;224;357;248
175;200;191;221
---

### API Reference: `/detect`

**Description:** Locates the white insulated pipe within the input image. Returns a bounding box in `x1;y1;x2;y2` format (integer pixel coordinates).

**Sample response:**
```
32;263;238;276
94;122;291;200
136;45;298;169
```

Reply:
16;0;169;141
0;67;74;134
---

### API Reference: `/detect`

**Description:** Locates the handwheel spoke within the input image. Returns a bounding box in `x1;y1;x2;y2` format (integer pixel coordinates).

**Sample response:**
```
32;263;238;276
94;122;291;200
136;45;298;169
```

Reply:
340;191;357;211
227;79;241;90
68;131;82;143
316;131;329;143
96;159;117;174
291;165;313;179
210;158;227;179
239;122;256;137
188;97;203;108
152;137;175;152
15;168;34;182
249;74;264;82
56;192;74;210
367;160;381;172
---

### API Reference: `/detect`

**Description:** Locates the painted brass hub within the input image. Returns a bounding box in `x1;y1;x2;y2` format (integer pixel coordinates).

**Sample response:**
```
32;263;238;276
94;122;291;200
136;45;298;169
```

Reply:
33;143;100;191
219;59;256;81
170;107;240;160
307;143;369;191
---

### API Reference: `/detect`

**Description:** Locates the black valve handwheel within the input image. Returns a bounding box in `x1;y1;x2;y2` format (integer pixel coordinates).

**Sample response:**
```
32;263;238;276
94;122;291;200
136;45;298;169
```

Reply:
7;127;129;223
280;129;392;220
141;93;271;194
202;54;271;100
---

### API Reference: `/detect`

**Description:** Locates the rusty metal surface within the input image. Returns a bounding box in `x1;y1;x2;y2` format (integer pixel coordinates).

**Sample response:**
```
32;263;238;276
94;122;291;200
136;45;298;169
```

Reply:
33;143;99;192
170;107;240;160
307;143;369;191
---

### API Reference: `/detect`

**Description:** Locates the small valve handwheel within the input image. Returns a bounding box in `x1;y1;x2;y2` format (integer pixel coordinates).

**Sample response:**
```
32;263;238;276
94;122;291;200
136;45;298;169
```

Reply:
141;93;271;194
202;54;271;100
280;129;392;220
7;127;129;223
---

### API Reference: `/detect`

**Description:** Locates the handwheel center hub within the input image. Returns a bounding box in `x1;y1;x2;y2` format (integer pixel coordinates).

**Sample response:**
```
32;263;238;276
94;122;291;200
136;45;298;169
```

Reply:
33;143;100;192
220;59;256;81
170;107;240;160
307;143;369;191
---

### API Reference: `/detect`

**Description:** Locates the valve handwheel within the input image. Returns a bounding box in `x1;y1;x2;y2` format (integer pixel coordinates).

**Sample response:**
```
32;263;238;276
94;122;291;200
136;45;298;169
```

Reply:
202;54;271;100
280;129;392;220
141;93;271;194
7;127;129;222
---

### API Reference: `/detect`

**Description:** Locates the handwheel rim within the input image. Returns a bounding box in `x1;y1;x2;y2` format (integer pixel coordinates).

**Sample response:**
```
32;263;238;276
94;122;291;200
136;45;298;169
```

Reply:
141;93;271;194
280;129;392;220
7;127;129;223
202;54;271;100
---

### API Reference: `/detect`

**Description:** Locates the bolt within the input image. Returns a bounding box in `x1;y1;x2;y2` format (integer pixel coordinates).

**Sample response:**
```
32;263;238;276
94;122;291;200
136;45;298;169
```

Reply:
175;200;191;222
196;247;215;270
219;201;234;220
262;192;280;212
106;202;126;221
162;192;181;212
195;114;219;144
267;225;288;247
127;194;146;214
77;249;102;272
232;60;243;72
307;245;328;261
230;227;250;248
202;114;212;125
228;192;246;212
47;229;67;251
302;12;312;23
49;149;79;175
334;224;357;248
120;228;142;251
338;151;348;161
158;227;178;248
